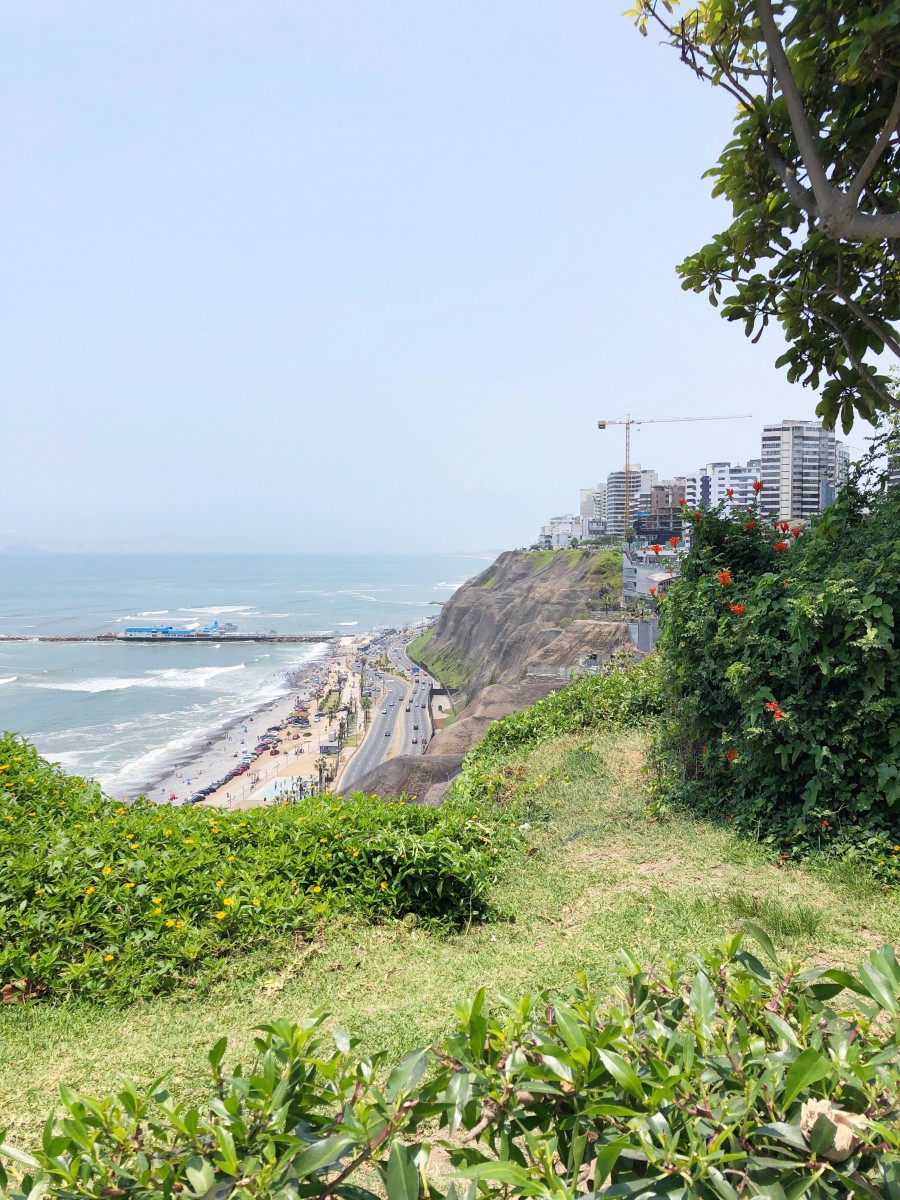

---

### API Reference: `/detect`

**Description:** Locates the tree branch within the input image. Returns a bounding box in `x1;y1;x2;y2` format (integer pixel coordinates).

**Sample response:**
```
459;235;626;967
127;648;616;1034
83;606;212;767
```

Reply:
818;311;900;411
829;286;900;362
846;82;900;208
754;0;833;209
761;137;817;216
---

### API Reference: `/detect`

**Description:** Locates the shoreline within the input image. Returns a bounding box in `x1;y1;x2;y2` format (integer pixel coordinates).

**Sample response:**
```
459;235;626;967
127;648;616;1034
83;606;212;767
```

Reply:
129;648;337;807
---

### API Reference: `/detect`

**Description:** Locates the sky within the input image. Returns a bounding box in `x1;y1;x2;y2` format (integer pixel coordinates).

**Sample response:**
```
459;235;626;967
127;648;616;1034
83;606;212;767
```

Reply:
0;1;856;553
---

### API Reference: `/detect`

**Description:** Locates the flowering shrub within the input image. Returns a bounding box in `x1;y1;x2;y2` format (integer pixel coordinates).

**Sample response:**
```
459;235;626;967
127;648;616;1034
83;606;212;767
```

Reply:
654;451;900;879
0;736;501;1001
3;933;899;1198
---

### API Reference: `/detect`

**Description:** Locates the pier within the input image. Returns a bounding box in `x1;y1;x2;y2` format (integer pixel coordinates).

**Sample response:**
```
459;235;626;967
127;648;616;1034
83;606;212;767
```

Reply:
0;634;337;645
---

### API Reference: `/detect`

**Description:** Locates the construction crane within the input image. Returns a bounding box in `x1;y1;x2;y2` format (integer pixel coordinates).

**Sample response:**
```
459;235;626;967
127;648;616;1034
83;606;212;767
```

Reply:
597;414;753;532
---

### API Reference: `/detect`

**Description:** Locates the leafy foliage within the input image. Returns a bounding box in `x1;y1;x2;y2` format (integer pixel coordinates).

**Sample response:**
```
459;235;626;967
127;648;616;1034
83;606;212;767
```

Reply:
450;656;663;809
0;736;501;1002
628;0;900;433
3;934;900;1198
653;459;900;878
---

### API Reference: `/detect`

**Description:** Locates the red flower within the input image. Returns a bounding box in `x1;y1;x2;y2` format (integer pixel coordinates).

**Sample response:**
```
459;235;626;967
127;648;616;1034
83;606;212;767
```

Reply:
678;497;688;506
649;543;662;555
774;541;790;552
765;701;779;711
669;536;680;548
791;526;802;538
725;487;734;498
726;749;737;762
717;568;732;587
752;480;764;493
743;520;756;530
772;708;785;720
729;603;746;615
694;510;703;521
648;586;657;596
778;521;790;533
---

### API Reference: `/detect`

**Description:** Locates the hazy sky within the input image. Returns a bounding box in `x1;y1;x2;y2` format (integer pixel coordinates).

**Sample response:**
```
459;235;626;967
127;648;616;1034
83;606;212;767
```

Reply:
0;2;854;553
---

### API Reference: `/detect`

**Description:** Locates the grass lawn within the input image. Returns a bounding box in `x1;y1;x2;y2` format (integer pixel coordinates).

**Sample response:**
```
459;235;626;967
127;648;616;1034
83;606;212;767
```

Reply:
1;727;897;1148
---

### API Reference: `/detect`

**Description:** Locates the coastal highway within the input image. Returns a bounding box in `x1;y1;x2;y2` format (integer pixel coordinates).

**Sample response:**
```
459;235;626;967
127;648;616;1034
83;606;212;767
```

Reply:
337;632;434;791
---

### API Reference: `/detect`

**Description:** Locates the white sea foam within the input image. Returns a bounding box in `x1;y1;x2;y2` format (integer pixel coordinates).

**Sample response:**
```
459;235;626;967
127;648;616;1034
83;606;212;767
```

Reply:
337;621;358;626
435;581;466;589
178;605;259;615
0;676;17;686
37;664;246;694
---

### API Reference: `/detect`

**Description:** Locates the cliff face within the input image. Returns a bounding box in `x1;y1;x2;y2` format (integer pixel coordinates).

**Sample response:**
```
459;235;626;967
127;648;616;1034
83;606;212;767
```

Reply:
409;549;635;755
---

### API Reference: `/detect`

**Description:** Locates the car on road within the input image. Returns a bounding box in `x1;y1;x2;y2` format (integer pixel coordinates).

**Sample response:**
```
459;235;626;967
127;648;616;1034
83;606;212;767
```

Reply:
384;730;390;737
413;723;419;730
412;737;418;744
405;705;411;712
381;708;387;714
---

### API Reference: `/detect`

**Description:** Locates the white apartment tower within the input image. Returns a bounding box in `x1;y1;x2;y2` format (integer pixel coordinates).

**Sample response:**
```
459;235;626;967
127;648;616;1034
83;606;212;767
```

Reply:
605;466;658;536
759;420;849;521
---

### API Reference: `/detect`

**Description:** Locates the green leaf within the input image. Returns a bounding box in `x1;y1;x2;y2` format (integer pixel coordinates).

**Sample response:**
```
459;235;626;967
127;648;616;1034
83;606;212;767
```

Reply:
386;1141;419;1200
293;1134;355;1178
755;1122;809;1152
208;1037;228;1070
386;1050;429;1101
690;970;716;1031
858;962;899;1013
0;1142;40;1170
597;1049;644;1102
743;922;779;963
807;1114;837;1157
782;1049;832;1109
455;1161;539;1192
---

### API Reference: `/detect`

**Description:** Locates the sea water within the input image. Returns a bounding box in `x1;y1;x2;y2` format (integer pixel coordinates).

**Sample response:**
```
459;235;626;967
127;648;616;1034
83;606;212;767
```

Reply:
0;553;481;792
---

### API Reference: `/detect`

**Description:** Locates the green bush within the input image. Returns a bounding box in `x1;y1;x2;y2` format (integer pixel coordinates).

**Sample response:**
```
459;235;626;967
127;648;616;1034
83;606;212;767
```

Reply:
0;736;500;1002
4;933;899;1198
653;457;900;880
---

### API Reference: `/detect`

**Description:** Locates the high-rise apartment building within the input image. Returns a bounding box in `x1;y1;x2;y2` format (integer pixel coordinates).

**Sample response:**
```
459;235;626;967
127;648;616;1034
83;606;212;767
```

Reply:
605;466;658;536
759;421;848;520
579;484;607;523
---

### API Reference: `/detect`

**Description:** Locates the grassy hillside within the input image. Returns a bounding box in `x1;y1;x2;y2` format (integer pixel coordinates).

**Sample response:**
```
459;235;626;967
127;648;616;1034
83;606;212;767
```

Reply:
407;624;474;691
2;718;897;1147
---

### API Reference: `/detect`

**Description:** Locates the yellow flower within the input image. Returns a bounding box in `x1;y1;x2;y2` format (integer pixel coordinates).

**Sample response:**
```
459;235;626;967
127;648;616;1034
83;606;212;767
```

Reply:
215;879;224;887
86;886;95;895
34;888;44;895
29;811;36;817
227;855;235;861
102;867;112;875
164;829;172;837
176;920;184;928
153;907;162;915
380;882;388;889
104;953;114;961
126;833;135;840
124;882;135;889
239;822;246;827
291;881;298;889
152;896;162;903
312;885;322;893
326;853;332;859
319;837;327;843
252;898;260;906
223;897;233;906
215;911;226;919
5;815;13;821
165;919;175;927
30;953;37;960
73;821;81;827
184;838;194;844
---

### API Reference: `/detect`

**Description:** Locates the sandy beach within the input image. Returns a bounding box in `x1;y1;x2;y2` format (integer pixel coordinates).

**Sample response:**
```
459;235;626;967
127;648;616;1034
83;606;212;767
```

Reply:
136;635;379;810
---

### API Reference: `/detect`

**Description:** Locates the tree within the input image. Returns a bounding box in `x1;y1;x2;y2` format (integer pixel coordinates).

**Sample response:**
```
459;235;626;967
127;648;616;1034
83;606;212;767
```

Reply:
629;0;900;433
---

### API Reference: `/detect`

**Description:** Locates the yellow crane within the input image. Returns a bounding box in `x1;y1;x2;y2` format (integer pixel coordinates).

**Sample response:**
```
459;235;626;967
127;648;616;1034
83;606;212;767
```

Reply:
597;413;753;531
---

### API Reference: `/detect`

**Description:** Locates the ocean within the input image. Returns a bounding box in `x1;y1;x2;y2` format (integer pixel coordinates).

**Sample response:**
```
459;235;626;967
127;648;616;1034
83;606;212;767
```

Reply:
0;552;481;793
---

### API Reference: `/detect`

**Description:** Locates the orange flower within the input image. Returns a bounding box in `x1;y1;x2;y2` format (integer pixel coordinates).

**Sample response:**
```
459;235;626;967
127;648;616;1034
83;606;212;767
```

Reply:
729;604;746;615
717;568;732;587
772;708;785;720
774;541;790;552
743;520;756;530
649;544;662;555
726;749;737;762
669;536;680;547
752;480;764;493
765;701;779;711
648;587;657;596
791;526;802;538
